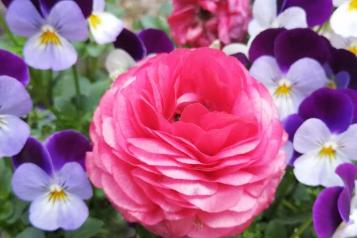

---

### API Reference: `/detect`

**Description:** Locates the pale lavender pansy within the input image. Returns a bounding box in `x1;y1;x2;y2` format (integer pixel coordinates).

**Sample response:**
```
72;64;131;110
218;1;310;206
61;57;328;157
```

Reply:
5;0;89;71
313;163;357;238
12;130;92;231
0;50;32;158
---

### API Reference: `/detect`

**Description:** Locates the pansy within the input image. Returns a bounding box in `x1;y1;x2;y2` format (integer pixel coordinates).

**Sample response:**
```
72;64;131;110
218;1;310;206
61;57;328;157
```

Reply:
250;56;327;119
88;0;123;44
331;0;357;38
0;49;32;158
313;163;357;238
11;131;92;231
5;0;89;70
248;0;308;39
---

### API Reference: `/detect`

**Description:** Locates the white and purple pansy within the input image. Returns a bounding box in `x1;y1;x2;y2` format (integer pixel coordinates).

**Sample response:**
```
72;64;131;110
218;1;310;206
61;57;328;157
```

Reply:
284;88;357;187
331;0;357;38
11;130;92;231
313;163;357;238
249;28;329;119
5;0;90;71
0;49;32;158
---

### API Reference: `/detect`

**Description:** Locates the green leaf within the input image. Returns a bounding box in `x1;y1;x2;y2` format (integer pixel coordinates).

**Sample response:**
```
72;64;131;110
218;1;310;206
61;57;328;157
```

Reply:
0;159;12;199
16;228;45;238
64;218;104;238
265;220;287;238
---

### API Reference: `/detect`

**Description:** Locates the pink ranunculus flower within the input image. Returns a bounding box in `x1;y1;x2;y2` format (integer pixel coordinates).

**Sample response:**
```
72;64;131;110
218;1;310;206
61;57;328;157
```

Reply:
168;0;251;47
86;48;287;238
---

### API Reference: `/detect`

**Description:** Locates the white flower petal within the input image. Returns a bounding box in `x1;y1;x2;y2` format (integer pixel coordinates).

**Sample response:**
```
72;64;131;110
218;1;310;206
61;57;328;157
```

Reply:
222;43;248;55
331;2;357;38
276;7;308;29
248;19;266;38
252;0;277;26
93;0;105;12
293;118;331;153
105;49;136;80
89;12;124;44
337;124;357;160
250;56;282;88
274;92;302;119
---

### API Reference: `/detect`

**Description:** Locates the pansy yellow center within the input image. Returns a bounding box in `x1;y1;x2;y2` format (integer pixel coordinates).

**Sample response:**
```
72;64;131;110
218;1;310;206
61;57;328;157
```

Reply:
319;143;337;160
48;184;67;203
274;80;292;97
349;0;357;11
327;80;337;89
89;14;102;29
39;26;61;46
348;45;357;55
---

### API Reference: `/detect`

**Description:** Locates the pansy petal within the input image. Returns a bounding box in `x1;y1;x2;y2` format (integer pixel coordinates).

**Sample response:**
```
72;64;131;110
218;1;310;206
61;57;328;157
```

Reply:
11;163;50;201
29;193;88;231
248;28;287;62
248;19;266;39
313;187;343;238
138;29;174;55
276;7;308;29
0;76;32;117
250;56;282;87
331;2;357;38
113;28;146;61
56;162;92;199
283;0;333;26
12;137;53;174
47;0;88;42
105;49;135;79
252;0;277;26
93;0;105;12
284;113;304;141
341;89;357;123
0;49;29;86
24;33;78;71
337;124;357;159
287;57;328;94
329;49;357;89
44;130;91;172
274;28;331;71
293;118;330;153
89;12;123;44
299;88;353;133
336;163;357;222
0;115;30;158
40;0;93;18
5;0;43;37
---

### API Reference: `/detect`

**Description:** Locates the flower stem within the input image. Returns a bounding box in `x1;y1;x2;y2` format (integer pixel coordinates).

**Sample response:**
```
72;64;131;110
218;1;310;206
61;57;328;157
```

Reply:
47;70;53;106
72;65;82;117
0;14;19;47
289;217;312;238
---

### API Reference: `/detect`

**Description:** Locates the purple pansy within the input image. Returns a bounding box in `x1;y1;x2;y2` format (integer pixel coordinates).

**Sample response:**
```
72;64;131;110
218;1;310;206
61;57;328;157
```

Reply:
114;28;174;61
313;163;357;238
0;50;32;158
278;0;333;26
12;130;92;231
5;0;89;71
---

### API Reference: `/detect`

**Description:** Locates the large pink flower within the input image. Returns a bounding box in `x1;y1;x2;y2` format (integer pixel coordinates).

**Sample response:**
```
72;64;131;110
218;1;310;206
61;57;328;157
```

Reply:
168;0;251;47
86;48;287;238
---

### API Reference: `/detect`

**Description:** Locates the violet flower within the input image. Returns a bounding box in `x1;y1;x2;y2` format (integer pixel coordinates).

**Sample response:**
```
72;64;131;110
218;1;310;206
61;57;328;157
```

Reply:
5;0;89;71
313;163;357;238
0;49;32;158
12;130;92;231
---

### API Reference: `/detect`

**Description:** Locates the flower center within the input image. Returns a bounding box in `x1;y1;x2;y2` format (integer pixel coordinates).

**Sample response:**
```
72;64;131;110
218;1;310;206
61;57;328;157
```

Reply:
198;8;213;21
48;184;67;203
327;80;337;89
349;0;357;11
348;45;357;55
39;26;61;46
274;80;292;97
319;143;337;160
89;14;102;29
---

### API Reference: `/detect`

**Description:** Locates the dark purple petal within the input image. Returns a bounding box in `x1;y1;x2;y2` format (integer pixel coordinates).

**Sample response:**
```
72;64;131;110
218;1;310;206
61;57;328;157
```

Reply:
329;49;357;90
248;28;286;63
282;0;333;26
341;89;357;123
288;151;302;166
336;163;357;222
284;114;304;141
44;130;91;172
138;29;174;55
39;0;93;18
313;187;343;238
274;28;331;71
232;53;250;68
299;88;354;133
12;137;53;174
0;49;29;86
114;28;146;61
